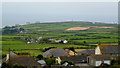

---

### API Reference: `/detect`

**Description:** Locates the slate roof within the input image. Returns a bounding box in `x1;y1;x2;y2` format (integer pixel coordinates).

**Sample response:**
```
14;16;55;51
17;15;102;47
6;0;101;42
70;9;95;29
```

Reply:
8;55;40;66
9;52;17;56
77;49;95;55
60;55;87;64
43;48;69;58
88;55;111;61
99;45;118;54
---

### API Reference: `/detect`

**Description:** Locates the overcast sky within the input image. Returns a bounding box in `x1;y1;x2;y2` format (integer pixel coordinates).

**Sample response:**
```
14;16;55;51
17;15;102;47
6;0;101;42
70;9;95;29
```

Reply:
2;0;119;2
2;2;118;27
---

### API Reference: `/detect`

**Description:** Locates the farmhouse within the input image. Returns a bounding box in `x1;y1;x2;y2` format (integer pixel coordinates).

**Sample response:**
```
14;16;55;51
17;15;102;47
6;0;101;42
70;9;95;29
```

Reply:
87;55;111;66
95;44;119;56
43;48;69;58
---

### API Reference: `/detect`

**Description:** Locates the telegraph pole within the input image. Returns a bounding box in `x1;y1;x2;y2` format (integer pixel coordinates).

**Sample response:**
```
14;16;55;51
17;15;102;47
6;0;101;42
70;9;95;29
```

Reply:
8;48;10;62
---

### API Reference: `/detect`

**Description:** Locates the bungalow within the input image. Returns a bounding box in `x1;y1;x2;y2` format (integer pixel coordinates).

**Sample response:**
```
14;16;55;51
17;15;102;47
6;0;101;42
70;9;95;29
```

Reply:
42;48;69;58
87;55;111;66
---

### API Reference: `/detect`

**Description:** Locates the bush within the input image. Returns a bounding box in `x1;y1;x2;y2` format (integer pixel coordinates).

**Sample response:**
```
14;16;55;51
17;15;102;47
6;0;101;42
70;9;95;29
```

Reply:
13;63;24;68
43;58;56;66
36;55;43;60
17;52;30;55
2;54;6;59
1;62;9;68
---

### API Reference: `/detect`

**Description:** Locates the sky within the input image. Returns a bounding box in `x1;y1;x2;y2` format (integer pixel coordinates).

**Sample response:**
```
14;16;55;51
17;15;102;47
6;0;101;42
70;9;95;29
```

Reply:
1;1;118;27
2;0;119;2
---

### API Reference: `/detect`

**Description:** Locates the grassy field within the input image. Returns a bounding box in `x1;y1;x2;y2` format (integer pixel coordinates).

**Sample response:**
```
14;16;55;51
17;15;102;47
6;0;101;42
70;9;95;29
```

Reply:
1;21;118;56
2;44;87;50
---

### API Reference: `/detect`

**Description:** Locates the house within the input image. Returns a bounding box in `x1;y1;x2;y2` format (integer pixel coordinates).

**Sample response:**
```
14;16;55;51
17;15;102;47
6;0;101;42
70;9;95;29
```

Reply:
95;44;119;57
48;39;68;43
62;40;68;44
60;40;68;44
43;48;69;58
5;55;41;67
65;49;77;55
48;39;56;42
56;55;89;66
36;37;43;40
27;41;31;44
87;55;111;66
6;51;17;61
76;49;95;55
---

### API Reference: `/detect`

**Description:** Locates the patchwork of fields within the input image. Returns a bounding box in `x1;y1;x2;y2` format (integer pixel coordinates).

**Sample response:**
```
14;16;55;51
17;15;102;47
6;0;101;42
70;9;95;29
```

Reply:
1;21;119;56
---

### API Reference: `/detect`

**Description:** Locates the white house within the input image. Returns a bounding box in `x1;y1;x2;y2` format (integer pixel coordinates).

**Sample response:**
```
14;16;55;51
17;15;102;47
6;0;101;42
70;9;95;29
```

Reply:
87;55;111;66
63;40;68;44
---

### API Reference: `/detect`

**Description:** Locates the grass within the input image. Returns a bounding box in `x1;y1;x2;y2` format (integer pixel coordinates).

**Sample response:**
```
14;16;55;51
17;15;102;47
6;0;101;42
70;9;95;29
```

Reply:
2;41;25;45
2;50;43;56
2;44;87;50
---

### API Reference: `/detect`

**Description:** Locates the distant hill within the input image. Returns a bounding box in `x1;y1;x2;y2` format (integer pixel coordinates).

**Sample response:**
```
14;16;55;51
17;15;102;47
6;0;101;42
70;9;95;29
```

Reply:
2;21;118;44
19;21;117;32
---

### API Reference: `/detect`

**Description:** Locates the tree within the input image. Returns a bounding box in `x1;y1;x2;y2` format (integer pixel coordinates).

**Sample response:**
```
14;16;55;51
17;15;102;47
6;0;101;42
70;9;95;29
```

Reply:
36;55;43;60
69;47;75;52
43;58;56;66
98;41;101;45
83;41;87;45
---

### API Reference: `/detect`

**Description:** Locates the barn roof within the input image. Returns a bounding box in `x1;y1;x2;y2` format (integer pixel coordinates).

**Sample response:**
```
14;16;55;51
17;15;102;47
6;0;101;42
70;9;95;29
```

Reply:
8;55;40;66
88;55;111;61
60;55;87;64
77;49;95;55
99;45;118;54
43;48;68;58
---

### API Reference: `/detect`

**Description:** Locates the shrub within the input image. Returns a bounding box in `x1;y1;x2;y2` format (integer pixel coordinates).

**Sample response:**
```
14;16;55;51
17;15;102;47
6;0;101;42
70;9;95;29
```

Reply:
43;58;56;66
36;55;43;60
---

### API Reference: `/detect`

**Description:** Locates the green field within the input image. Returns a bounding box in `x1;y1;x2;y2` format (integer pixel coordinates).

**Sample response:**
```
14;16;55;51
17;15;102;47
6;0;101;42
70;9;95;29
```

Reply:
1;21;118;56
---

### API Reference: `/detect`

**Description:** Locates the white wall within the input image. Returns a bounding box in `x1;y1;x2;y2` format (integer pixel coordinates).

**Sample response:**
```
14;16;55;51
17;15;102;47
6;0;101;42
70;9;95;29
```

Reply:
104;60;110;65
95;60;111;66
95;46;101;54
56;57;61;64
95;61;102;66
